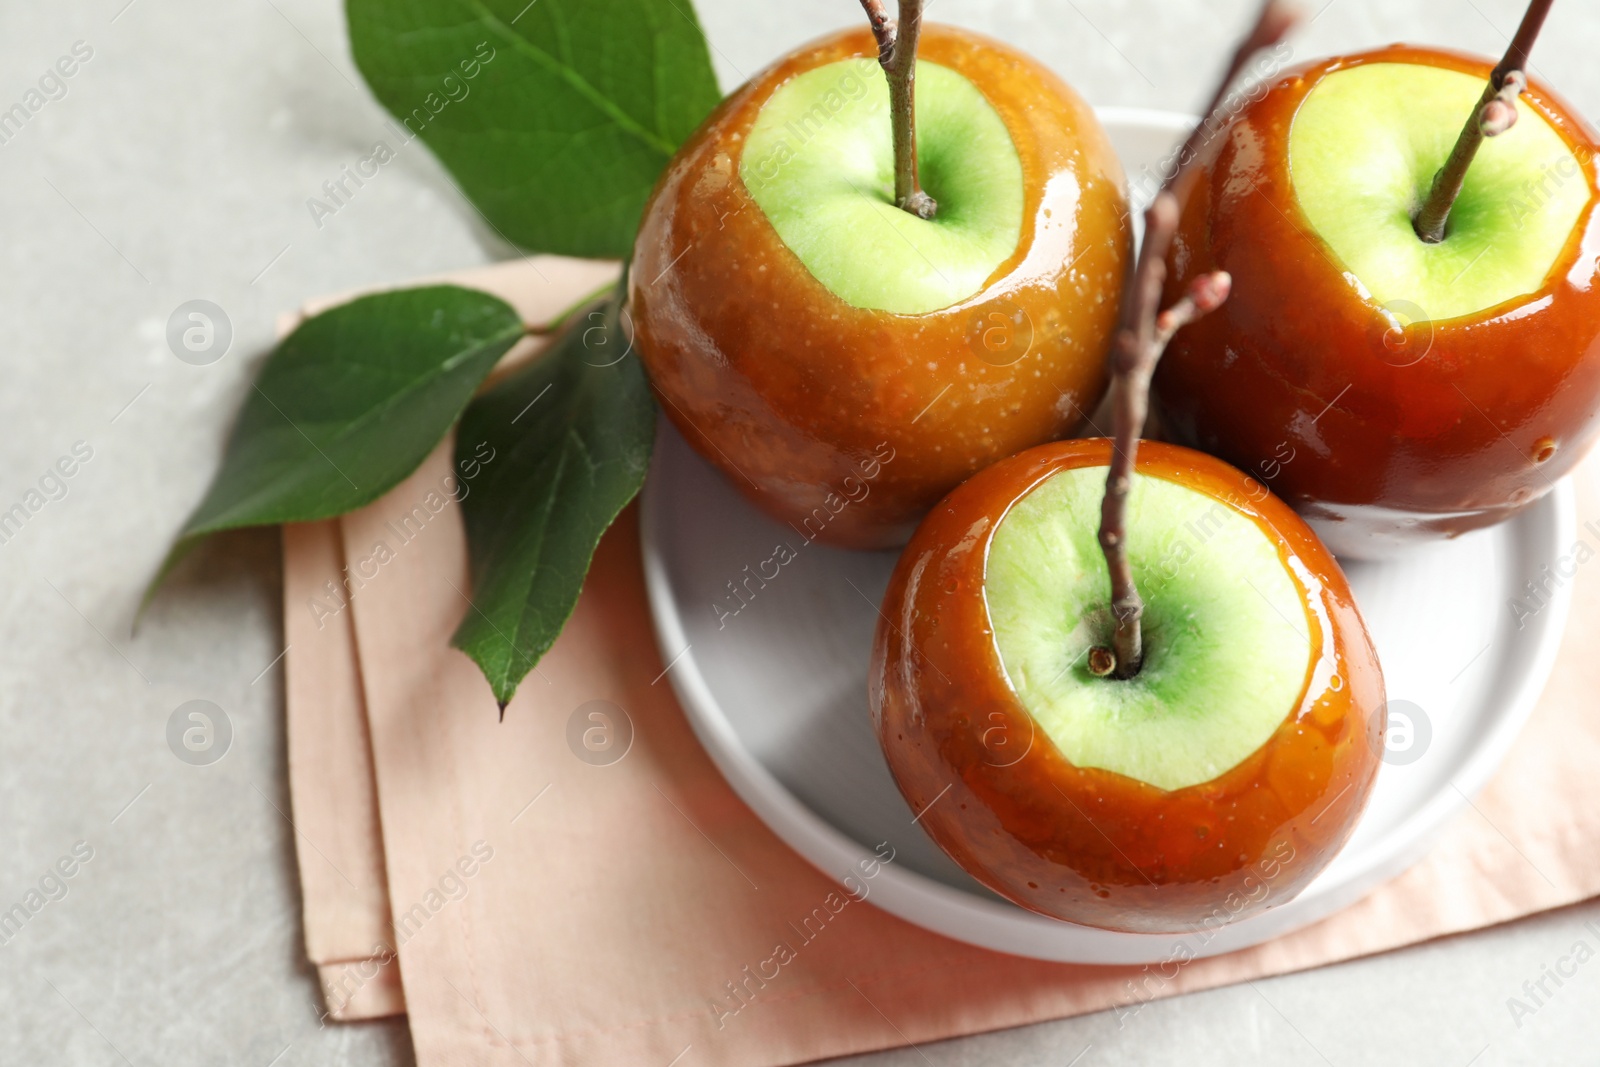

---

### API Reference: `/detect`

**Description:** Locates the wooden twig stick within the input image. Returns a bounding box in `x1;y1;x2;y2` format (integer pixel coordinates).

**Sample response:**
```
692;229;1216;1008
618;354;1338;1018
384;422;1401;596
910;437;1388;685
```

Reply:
1091;0;1297;679
859;0;936;218
1094;200;1231;677
1414;0;1554;243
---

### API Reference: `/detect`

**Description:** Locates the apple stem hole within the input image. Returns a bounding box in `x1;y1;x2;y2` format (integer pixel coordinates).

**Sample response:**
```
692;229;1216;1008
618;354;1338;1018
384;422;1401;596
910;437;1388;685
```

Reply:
1413;0;1553;244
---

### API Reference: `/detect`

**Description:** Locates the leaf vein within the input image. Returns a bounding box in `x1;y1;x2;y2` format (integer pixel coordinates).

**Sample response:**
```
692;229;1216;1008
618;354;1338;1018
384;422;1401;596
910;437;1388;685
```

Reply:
461;0;676;158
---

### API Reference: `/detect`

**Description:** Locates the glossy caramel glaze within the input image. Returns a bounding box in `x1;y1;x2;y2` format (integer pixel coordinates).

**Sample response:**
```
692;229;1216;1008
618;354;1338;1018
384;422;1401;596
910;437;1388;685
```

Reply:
1155;46;1600;558
629;27;1130;548
870;439;1384;933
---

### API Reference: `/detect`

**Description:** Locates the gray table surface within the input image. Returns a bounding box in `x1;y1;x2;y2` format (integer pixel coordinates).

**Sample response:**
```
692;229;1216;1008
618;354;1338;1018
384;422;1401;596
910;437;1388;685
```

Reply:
3;0;1598;1064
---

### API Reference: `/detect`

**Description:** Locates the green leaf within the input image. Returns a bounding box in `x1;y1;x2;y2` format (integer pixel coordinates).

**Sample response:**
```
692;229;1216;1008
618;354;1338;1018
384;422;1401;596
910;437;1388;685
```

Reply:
346;0;722;259
451;283;655;708
149;286;524;604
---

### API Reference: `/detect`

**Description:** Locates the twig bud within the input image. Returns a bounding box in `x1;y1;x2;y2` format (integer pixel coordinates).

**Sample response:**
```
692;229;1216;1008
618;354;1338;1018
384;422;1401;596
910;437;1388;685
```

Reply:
1481;70;1526;136
1189;272;1232;315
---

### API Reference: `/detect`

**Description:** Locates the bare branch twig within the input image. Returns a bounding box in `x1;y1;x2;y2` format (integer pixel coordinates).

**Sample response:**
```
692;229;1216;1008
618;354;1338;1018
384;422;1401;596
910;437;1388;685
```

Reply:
1414;0;1553;242
1095;199;1231;677
1091;0;1298;678
859;0;935;218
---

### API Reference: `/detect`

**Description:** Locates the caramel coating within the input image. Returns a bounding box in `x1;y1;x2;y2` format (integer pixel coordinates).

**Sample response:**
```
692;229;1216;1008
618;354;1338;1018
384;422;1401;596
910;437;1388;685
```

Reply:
1155;47;1600;557
870;439;1384;933
629;26;1130;548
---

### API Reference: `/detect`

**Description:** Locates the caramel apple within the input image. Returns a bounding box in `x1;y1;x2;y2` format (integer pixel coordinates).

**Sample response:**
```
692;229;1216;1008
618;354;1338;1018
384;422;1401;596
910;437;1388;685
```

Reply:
1154;0;1600;556
628;13;1129;548
869;437;1384;931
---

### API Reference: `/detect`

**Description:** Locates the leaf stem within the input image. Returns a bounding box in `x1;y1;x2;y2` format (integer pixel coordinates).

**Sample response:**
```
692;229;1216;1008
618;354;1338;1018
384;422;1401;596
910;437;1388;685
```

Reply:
1413;0;1554;244
860;0;936;219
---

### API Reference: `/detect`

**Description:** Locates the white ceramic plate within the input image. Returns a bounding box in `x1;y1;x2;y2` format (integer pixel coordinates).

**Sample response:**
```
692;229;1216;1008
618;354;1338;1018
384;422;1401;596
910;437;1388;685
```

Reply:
639;109;1576;965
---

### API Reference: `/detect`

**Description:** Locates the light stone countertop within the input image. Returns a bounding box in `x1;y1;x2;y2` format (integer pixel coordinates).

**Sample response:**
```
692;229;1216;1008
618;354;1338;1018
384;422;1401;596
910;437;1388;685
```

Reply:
1;1;1596;1064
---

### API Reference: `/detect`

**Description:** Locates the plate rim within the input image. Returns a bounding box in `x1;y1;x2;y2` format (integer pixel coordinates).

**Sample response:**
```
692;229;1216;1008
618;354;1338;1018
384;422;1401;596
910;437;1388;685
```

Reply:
637;107;1578;964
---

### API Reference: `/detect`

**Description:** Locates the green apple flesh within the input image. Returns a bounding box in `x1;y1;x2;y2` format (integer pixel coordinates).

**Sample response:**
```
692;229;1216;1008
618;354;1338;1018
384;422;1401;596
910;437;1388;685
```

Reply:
984;467;1311;791
1290;62;1586;322
740;59;1024;315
